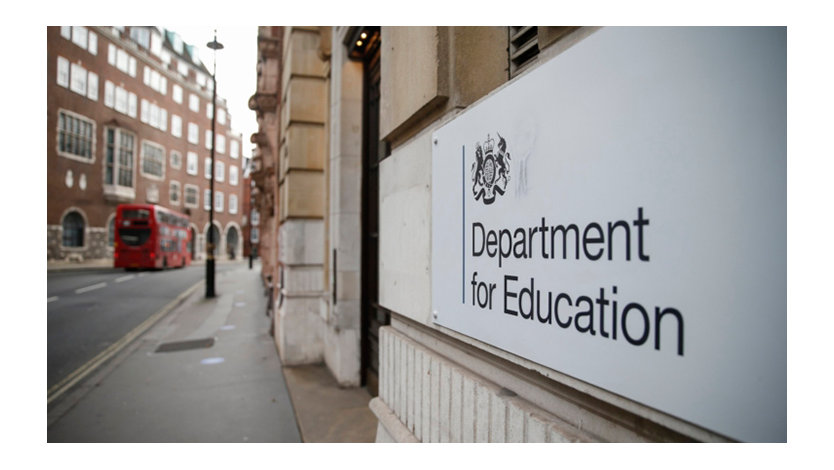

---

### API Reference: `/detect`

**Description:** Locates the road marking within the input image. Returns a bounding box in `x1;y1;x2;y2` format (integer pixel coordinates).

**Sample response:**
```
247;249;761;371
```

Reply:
115;275;135;283
48;296;59;303
47;280;204;405
75;282;107;294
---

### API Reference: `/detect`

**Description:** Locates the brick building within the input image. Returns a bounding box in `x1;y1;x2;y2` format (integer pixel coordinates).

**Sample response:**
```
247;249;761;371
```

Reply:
47;26;246;263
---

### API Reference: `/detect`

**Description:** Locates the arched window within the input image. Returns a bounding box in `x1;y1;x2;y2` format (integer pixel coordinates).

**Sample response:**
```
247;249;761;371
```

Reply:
62;211;85;247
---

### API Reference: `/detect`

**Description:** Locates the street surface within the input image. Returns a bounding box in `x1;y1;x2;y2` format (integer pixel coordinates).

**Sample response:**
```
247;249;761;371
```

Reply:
47;264;235;390
47;261;303;442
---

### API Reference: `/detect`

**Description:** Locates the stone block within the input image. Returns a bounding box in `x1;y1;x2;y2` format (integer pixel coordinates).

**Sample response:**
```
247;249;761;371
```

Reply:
282;264;324;294
380;27;444;140
281;170;325;219
287;27;328;79
279;219;324;265
450;27;509;107
286;77;328;125
287;123;325;171
378;131;432;323
323;325;360;386
275;295;324;365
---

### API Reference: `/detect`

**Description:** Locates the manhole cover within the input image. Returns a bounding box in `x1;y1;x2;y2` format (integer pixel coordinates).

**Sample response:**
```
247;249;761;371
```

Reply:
155;337;215;353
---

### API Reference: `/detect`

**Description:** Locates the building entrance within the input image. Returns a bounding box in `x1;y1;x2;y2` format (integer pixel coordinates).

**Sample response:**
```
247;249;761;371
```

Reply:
353;27;388;396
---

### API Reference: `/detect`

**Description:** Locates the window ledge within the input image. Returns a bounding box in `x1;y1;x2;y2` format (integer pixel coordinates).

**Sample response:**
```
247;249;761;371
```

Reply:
103;184;135;203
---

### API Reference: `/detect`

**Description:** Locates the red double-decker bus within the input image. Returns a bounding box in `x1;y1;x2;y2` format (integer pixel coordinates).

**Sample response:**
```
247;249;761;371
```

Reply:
114;204;191;270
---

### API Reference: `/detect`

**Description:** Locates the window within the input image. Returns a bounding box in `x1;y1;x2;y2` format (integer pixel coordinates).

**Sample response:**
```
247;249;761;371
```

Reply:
61;26;71;40
128;92;137;118
215;191;224;213
60;60;96;102
169;181;181;205
115;87;128;114
140;141;165;180
71;26;88;50
130;27;150;50
88;31;97;55
57;110;95;162
170;150;182;170
149;103;159;128
143;66;167;95
217;135;226;154
229;194;238;214
62;211;85;247
230;139;239;159
184;184;199;208
87;72;98;101
109;44;137;77
173;84;183;104
104;80;114;107
151;31;163;56
56;56;69;88
171;114;182;138
204;189;211;210
205;130;212;149
116;49;128;72
70;63;87;96
218;108;226;125
204;157;212;179
104;81;135;118
188;123;199;145
143;102;167;130
216;161;225;182
207;103;213;119
187;151;198;175
171;32;184;54
104;127;135;189
189;94;199;112
229;165;238;186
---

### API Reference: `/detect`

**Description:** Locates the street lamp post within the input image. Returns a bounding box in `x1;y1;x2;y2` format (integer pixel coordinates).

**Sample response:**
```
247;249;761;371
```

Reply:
206;31;223;298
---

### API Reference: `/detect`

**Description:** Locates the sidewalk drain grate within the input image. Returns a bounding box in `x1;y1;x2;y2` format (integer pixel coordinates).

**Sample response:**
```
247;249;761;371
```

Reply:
155;338;215;353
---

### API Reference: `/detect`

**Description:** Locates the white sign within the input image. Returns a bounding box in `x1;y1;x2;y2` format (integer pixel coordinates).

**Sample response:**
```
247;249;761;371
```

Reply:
431;27;786;442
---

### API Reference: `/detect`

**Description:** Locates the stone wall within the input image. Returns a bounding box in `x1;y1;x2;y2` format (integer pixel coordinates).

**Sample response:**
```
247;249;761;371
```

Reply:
47;225;111;261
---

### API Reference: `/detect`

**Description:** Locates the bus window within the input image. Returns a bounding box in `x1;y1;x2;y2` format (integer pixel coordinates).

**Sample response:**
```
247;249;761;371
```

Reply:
118;227;151;246
122;209;150;220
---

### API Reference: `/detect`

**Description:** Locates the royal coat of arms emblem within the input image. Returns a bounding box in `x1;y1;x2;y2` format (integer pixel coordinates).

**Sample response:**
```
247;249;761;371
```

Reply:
472;133;511;205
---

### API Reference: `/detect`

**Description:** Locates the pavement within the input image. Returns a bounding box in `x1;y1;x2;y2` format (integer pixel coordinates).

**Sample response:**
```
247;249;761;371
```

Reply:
47;258;378;443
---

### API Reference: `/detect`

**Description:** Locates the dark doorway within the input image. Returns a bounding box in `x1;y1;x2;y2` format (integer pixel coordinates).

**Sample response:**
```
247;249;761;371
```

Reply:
352;27;388;397
226;226;239;259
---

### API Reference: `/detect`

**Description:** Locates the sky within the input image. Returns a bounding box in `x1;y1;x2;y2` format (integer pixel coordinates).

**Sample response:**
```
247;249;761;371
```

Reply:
166;26;259;161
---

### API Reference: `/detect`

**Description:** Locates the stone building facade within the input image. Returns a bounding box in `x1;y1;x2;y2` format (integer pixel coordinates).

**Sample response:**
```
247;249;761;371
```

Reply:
47;26;246;264
250;26;786;442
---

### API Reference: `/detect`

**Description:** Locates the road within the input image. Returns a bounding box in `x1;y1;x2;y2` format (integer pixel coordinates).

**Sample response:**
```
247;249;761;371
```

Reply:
47;264;236;391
